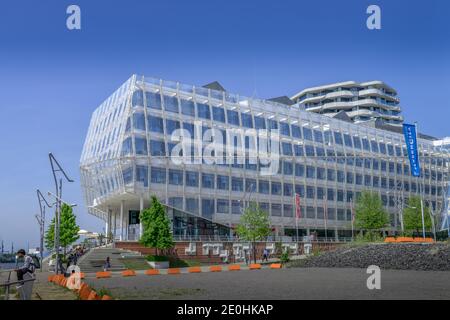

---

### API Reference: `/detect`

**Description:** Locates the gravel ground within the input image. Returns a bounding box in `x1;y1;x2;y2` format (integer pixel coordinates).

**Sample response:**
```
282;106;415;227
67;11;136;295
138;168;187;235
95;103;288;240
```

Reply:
84;268;450;300
291;243;450;271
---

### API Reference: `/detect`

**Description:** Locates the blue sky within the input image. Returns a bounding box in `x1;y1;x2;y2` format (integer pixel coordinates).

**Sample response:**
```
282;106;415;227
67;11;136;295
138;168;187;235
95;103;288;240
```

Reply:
0;0;449;250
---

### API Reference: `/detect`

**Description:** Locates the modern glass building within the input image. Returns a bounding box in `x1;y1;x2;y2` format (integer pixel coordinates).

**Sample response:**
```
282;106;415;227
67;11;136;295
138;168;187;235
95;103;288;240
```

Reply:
80;75;450;241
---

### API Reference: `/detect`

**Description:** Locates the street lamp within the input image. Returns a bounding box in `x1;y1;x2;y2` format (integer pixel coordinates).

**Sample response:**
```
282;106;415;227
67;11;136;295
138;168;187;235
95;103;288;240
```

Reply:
49;153;74;274
36;189;53;271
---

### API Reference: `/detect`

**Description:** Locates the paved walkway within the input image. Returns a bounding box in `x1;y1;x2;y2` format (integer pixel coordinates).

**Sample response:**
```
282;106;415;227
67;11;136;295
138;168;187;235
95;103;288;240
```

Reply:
84;267;450;300
32;272;78;300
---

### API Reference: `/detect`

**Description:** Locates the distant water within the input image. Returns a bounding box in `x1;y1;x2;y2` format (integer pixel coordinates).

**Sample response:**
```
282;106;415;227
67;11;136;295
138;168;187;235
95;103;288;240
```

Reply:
0;263;16;270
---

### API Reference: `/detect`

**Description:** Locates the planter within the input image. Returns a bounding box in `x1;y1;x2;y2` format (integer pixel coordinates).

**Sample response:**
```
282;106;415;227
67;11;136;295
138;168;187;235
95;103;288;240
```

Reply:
147;261;170;269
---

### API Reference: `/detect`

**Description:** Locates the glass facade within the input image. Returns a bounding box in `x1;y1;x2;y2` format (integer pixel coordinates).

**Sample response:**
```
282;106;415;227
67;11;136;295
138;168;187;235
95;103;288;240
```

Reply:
80;75;450;238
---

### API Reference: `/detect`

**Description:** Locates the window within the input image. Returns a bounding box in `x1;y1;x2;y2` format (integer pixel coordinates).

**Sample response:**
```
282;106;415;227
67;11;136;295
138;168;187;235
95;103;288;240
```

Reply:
165;119;180;134
145;91;162;110
294;144;304;156
306;206;315;219
169;169;183;185
327;188;334;201
197;103;211;119
355;174;362;185
168;197;183;209
337;190;344;202
227;110;240;126
283;204;294;217
353;136;361;149
185;171;199;187
202;199;215;219
306;186;315;199
132;90;144;107
133;113;145;131
135;136;148;155
254;116;266;129
346;172;354;184
180;99;195;116
292;125;301;138
259;180;270;194
202;173;214;189
232;200;242;214
337;170;345;183
241;113;253;128
151;167;166;184
327;208;336;220
231;177;244;191
217;199;229;214
303;127;313;141
317;167;326;180
343;134;353;148
280;122;290;136
216;175;229;190
295;163;304;177
313;130;323;143
121;137;133;156
186;198;199;214
271;204;282;216
306;166;315;179
268;181;281;196
268;119;278;130
370;140;379;153
283;183;293;196
163;95;179;113
317;187;324;199
212;106;225;122
136;165;148;187
327;168;335;181
379;143;386;154
283;161;293;175
122;167;133;184
305;145;315;157
148;115;164;134
150;140;165;156
334;132;343;145
246;179;257;192
295;184;305;197
362;138;370;151
183;122;194;137
282;142;293;156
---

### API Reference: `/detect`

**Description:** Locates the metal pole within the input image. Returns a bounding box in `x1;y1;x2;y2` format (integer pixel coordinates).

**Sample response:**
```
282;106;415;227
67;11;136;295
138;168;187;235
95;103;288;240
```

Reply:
414;123;426;239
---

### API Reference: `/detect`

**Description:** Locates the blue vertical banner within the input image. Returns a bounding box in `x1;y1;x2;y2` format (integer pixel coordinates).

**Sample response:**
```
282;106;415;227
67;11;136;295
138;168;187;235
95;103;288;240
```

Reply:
402;123;421;177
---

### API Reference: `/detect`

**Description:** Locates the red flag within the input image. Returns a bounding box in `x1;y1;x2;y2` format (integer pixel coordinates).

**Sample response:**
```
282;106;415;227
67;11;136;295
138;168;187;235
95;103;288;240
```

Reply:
295;193;301;219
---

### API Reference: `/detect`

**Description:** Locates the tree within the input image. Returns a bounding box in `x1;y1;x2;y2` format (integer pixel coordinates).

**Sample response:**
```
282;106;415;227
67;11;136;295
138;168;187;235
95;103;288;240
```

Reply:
140;196;174;256
236;202;271;263
45;217;55;250
59;204;80;256
354;191;389;238
45;204;80;257
403;195;432;235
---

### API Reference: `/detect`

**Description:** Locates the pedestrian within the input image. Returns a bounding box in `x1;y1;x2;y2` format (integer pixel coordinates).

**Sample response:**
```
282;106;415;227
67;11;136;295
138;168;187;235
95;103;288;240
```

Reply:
263;248;269;262
15;249;36;283
243;249;249;265
103;256;111;271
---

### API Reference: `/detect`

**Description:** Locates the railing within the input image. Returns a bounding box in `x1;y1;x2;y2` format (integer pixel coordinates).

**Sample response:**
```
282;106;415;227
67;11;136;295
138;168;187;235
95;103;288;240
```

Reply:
0;269;36;300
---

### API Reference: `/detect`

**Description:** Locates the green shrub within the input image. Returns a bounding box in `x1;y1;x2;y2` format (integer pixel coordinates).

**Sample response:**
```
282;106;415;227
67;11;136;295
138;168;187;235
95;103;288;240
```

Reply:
146;255;169;262
280;251;290;264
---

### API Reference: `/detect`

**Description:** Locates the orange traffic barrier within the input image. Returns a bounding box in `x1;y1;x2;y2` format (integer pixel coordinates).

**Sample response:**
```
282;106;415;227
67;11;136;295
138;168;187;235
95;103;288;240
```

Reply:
122;270;136;277
209;266;222;272
414;237;434;243
96;271;112;279
87;290;99;300
228;265;241;271
384;237;396;243
79;272;85;279
48;275;55;282
167;268;181;275
188;267;202;273
79;285;92;300
101;295;113;300
145;269;160;276
396;237;414;242
270;263;282;269
249;264;261;270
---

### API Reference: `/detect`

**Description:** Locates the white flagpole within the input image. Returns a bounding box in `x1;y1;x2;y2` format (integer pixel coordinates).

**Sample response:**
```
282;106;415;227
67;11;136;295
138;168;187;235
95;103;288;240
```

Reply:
415;122;426;239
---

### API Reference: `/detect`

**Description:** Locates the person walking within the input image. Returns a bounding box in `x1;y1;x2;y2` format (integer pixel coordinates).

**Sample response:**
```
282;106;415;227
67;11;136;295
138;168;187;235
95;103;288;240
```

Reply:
103;256;111;271
262;248;269;262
